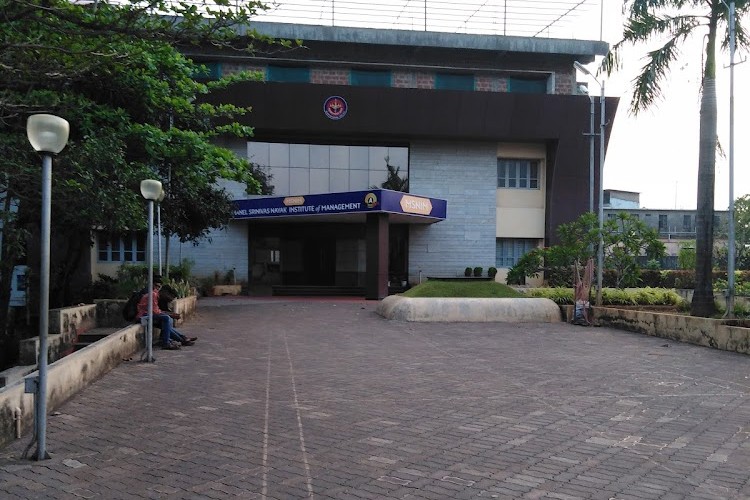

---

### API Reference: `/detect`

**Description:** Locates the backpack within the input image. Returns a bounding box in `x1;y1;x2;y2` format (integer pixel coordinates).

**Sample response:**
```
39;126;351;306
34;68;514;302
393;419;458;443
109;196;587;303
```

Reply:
122;290;144;322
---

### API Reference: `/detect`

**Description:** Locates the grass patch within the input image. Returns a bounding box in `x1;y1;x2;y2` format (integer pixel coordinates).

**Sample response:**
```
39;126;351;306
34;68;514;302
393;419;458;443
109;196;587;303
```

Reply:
402;281;524;298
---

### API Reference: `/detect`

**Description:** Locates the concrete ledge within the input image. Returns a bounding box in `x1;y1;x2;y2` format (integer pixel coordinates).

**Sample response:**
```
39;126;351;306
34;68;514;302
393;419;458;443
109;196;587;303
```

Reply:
377;296;562;322
593;307;750;354
211;285;241;296
0;323;143;449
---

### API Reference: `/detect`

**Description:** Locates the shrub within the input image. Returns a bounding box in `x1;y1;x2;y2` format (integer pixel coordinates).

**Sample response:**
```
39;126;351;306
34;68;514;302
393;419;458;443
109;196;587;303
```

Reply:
162;278;192;298
464;267;472;277
473;266;483;277
527;287;686;308
639;269;662;288
547;266;573;287
528;287;574;304
488;267;498;278
166;259;194;282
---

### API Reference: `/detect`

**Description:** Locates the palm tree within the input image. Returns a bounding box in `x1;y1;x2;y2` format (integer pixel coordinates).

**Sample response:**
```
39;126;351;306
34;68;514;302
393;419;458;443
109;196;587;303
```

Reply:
603;0;749;317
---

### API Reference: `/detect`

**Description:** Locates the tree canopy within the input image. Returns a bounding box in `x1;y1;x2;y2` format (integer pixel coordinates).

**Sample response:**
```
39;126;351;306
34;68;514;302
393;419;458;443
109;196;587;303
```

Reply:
506;212;665;288
0;0;284;321
603;0;750;316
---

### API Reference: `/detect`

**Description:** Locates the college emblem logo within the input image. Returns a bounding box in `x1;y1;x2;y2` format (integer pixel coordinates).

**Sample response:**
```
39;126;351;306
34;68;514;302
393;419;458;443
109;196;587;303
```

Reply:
364;192;378;209
323;96;348;120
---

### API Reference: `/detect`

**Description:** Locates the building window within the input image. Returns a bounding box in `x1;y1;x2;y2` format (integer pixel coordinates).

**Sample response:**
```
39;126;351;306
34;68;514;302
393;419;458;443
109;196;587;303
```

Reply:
607;213;617;220
435;73;474;91
683;214;693;232
508;77;547;94
496;238;537;268
267;65;310;83
658;214;668;232
351;69;391;87
97;232;146;263
497;159;539;189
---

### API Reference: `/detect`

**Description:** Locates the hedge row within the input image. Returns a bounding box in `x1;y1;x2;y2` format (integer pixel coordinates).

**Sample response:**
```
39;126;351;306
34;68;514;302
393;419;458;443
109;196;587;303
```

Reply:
528;287;686;306
547;269;750;289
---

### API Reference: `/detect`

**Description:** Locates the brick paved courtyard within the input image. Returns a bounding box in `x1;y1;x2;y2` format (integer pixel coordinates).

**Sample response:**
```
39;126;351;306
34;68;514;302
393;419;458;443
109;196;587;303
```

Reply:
2;297;750;499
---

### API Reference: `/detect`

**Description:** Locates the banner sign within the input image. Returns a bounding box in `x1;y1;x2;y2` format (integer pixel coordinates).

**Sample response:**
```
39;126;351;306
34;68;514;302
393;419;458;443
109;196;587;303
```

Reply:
233;189;446;220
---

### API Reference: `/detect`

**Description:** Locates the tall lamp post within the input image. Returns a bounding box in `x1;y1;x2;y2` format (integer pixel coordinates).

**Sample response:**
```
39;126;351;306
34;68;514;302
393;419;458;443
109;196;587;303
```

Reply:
140;179;163;363
725;0;737;317
26;113;70;461
157;189;165;276
574;61;606;306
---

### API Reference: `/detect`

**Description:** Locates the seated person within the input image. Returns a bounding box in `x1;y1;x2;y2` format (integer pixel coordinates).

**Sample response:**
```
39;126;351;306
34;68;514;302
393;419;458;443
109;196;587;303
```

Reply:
136;275;197;350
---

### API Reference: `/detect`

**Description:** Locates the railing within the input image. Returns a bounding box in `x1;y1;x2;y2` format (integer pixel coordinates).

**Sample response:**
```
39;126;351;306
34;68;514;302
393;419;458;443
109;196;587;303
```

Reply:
248;0;603;40
96;0;603;40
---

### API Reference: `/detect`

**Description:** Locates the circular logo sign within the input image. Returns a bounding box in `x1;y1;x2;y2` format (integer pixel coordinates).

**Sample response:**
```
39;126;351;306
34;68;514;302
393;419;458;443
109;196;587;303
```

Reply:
323;96;348;120
364;192;378;209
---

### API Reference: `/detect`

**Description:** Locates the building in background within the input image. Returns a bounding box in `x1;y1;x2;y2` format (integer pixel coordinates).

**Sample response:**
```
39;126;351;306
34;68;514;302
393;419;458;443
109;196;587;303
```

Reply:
91;21;616;296
603;190;728;269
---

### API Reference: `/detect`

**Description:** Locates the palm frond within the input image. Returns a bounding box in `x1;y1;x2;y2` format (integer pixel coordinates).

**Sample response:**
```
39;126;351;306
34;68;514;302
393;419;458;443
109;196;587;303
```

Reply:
630;34;687;114
603;13;701;77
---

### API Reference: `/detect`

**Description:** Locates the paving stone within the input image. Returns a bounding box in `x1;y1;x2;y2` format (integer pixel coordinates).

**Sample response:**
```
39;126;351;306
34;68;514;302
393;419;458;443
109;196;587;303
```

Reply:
2;298;750;498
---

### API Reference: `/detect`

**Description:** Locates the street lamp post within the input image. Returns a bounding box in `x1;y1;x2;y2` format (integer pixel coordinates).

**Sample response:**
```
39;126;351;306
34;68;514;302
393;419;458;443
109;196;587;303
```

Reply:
574;61;606;306
140;179;163;363
26;113;70;461
726;0;737;317
157;189;165;276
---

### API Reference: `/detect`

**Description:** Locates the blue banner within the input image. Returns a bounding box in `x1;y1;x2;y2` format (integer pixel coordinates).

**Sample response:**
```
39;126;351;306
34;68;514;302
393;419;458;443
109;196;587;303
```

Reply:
233;189;446;220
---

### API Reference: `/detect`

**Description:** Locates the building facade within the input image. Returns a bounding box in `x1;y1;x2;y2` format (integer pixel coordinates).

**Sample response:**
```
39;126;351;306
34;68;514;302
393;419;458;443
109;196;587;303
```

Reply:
91;22;617;296
603;190;729;269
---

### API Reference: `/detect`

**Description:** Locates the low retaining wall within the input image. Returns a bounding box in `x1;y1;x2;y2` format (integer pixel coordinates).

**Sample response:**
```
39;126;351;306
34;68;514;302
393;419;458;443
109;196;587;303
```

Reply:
19;304;98;365
592;307;750;354
0;323;142;449
0;295;199;448
377;296;562;322
171;295;197;324
17;296;197;366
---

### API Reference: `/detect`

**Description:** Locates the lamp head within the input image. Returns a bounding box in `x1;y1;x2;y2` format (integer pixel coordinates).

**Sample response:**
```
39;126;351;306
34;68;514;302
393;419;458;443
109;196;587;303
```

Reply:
573;61;591;76
157;188;166;203
140;179;163;201
27;114;70;154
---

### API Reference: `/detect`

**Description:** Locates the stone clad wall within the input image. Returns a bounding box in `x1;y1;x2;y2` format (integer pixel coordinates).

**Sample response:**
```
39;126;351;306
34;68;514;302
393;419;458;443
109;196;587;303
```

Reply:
408;141;497;281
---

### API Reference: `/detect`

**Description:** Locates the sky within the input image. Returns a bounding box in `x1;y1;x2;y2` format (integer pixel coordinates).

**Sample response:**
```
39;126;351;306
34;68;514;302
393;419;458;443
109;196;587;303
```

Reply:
580;3;750;211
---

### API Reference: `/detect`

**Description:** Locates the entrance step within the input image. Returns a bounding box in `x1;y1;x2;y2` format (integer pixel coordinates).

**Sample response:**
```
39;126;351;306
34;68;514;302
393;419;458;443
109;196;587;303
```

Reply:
271;285;365;297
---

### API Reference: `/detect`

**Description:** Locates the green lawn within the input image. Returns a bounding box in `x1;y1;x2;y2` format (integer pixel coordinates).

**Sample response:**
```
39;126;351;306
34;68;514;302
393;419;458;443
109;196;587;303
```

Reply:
401;281;524;298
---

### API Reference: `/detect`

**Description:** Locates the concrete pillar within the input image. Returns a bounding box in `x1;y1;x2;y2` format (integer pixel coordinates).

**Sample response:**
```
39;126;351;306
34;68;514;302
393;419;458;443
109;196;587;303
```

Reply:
366;213;389;300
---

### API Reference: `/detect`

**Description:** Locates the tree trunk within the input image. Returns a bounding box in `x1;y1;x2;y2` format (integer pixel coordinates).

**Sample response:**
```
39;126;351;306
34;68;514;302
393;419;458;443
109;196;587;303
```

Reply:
691;12;719;317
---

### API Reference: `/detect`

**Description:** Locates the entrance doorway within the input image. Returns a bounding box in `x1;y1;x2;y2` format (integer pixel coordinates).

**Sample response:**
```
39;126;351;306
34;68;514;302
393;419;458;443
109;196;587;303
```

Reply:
304;237;336;285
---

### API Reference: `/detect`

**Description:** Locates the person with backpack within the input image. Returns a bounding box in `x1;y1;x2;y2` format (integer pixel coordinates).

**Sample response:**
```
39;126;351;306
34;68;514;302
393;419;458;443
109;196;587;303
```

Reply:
137;275;197;350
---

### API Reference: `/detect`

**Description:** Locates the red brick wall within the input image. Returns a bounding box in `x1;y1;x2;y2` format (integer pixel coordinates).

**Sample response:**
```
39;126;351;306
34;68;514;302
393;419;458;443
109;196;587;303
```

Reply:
392;71;415;88
391;71;435;89
226;63;578;95
555;71;575;95
476;76;507;92
311;68;349;85
415;72;435;89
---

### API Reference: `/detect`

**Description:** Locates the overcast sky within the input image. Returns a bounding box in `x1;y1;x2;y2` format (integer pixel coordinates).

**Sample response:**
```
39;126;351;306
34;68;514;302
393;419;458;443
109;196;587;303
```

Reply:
583;4;750;211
